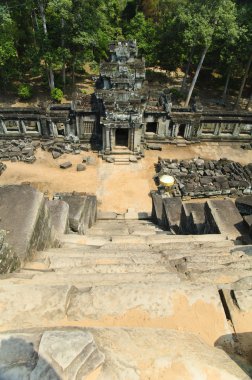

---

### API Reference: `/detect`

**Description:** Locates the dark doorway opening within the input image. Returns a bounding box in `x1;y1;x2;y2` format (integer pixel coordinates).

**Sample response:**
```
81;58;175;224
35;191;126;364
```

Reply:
178;124;186;137
146;122;158;133
115;128;129;147
56;123;65;136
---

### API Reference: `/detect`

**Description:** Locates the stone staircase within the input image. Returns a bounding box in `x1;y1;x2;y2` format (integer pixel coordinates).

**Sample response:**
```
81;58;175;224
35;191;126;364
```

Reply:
0;217;252;379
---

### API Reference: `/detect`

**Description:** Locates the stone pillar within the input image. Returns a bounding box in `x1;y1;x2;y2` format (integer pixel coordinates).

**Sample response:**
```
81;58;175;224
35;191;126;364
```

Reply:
196;124;203;137
158;119;166;137
233;123;241;137
65;121;71;137
134;127;142;152
111;129;116;149
214;123;221;136
175;124;179;137
166;120;171;137
104;127;110;153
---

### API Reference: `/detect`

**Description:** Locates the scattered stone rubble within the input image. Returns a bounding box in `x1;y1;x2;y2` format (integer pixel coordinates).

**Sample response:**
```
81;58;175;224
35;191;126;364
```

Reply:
41;141;91;158
0;162;6;175
155;158;252;198
241;142;252;150
0;139;37;163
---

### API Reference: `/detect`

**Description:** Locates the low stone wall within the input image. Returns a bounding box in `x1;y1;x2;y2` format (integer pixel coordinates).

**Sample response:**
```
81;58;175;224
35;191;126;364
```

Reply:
151;192;245;238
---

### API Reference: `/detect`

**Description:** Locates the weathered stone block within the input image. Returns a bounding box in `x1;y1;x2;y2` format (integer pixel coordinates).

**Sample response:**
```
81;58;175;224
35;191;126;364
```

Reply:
60;161;72;169
0;185;54;263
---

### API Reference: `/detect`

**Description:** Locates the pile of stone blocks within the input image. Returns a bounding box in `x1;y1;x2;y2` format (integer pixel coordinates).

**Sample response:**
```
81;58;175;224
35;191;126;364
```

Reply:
155;158;252;198
41;141;91;159
0;139;37;163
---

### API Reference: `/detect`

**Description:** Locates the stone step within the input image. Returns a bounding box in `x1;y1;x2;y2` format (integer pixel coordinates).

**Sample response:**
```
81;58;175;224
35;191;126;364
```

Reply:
171;258;252;273
49;262;169;274
5;271;181;286
0;328;247;380
152;240;234;252
36;252;162;266
189;268;252;284
108;234;232;245
114;162;130;165
86;228;130;236
0;283;231;343
59;234;111;247
176;255;243;264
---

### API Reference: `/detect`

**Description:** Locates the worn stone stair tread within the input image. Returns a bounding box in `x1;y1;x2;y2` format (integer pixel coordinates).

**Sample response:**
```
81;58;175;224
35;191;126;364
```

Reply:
0;327;248;380
50;263;169;273
2;272;181;286
44;255;162;267
38;253;163;266
0;282;230;338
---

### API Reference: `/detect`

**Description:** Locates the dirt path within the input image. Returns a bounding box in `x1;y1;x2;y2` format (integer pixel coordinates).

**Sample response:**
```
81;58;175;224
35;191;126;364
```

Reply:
0;143;251;213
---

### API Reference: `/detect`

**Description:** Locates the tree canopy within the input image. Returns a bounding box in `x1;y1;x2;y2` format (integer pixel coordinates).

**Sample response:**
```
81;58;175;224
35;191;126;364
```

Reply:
1;0;252;107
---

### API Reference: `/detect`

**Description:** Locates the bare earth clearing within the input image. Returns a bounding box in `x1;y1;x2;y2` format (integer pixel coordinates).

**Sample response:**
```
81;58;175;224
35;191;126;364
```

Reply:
0;142;251;213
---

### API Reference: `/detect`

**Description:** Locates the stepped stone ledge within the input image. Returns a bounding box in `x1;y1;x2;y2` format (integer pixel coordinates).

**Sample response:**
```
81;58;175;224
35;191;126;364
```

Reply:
0;185;251;378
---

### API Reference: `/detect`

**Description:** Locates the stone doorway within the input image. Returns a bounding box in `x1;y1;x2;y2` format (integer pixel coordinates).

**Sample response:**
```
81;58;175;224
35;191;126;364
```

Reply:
178;124;186;137
115;128;129;147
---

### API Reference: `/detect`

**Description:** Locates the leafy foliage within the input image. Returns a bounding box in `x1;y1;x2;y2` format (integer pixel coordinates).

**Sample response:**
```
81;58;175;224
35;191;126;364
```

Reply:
0;0;251;103
51;88;64;102
18;84;32;100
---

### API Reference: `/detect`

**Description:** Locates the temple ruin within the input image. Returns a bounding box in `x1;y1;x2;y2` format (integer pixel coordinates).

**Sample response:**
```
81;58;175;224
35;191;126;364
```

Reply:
0;41;251;156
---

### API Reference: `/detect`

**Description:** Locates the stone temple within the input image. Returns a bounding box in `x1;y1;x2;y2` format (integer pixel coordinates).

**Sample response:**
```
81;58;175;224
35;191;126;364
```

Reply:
0;41;252;156
0;42;251;379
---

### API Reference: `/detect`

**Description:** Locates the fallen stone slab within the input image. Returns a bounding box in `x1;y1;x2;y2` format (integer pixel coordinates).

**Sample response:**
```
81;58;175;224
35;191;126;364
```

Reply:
52;151;62;159
60;161;72;169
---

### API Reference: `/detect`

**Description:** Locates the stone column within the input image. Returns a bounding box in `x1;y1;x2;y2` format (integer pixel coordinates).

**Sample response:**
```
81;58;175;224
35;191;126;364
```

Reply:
166;120;171;137
214;123;221;136
134;127;142;152
233;123;241;137
196;124;203;137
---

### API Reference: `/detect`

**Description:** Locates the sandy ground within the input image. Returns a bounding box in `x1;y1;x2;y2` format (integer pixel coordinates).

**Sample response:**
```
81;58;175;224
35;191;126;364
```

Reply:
0;142;251;213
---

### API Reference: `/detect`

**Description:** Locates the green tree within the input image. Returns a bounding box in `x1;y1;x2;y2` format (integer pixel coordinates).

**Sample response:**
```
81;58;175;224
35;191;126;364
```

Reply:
0;5;17;90
177;0;239;106
124;12;158;65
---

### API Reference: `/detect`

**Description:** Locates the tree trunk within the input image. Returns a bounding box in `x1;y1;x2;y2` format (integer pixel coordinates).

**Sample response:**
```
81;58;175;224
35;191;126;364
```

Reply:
61;18;66;91
246;93;252;110
72;62;75;84
235;52;252;109
181;48;194;92
48;68;55;90
185;46;208;107
62;64;66;90
222;66;231;104
38;0;55;90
